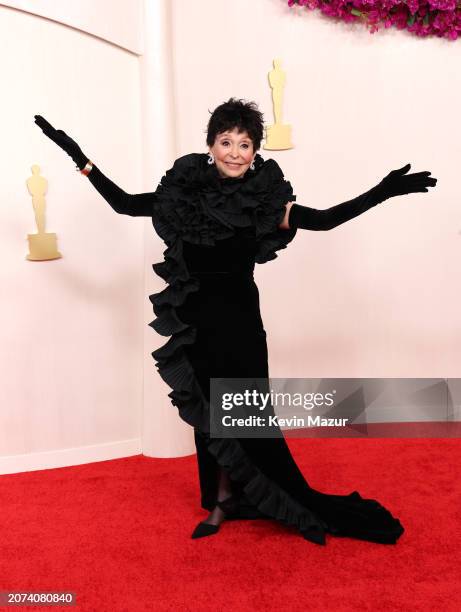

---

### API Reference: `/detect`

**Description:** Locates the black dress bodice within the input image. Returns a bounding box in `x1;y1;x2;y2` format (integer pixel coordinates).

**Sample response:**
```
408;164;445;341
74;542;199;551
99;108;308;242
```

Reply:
182;226;257;277
177;226;264;334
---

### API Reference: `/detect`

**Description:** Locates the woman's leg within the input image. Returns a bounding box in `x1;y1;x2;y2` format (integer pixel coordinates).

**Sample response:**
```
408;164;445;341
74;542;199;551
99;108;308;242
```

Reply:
201;466;233;526
194;429;234;525
194;428;219;510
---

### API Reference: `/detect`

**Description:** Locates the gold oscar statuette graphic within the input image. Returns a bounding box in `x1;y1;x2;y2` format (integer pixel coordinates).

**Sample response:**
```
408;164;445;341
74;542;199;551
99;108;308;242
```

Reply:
263;58;293;151
25;164;62;261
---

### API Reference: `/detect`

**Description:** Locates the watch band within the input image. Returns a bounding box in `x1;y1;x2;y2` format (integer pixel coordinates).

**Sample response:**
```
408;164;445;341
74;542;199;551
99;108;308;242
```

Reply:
79;160;93;176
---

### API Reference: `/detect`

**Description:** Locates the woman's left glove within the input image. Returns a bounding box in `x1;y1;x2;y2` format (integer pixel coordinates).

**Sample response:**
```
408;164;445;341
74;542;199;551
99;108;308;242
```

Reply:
34;114;89;170
287;163;438;231
376;163;437;200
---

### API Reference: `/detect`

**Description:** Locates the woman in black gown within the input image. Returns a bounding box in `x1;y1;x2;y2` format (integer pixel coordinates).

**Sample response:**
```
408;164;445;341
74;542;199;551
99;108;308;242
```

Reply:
34;99;436;545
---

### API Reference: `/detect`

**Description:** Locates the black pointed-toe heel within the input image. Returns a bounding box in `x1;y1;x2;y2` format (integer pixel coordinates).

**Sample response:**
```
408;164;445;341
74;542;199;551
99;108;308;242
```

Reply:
191;494;240;539
191;521;220;539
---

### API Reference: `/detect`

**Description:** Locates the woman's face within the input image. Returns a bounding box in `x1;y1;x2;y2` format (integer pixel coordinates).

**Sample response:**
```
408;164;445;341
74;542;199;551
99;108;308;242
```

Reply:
209;127;255;179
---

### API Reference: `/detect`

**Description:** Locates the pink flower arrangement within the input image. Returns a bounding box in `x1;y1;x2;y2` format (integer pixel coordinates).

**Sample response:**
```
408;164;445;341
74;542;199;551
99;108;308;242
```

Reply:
287;0;461;39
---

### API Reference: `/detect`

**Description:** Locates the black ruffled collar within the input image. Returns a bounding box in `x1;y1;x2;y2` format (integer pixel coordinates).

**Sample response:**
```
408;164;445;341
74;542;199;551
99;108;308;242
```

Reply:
152;150;298;259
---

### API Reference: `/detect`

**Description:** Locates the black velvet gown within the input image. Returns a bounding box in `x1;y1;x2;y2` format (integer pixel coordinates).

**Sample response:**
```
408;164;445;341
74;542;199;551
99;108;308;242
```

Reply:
88;152;404;545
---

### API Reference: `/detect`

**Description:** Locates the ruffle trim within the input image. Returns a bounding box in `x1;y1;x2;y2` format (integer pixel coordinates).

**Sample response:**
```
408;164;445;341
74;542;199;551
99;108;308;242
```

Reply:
148;153;403;545
205;436;404;544
150;153;298;261
148;153;333;543
204;435;329;544
149;152;299;431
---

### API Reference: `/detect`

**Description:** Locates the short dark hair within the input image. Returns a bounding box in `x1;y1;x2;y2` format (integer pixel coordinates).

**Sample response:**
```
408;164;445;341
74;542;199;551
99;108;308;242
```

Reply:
206;97;264;151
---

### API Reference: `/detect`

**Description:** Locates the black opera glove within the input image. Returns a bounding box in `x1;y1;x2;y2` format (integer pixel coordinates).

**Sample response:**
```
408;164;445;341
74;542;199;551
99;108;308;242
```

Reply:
378;163;437;198
85;164;157;217
288;163;437;231
34;114;155;216
34;114;89;170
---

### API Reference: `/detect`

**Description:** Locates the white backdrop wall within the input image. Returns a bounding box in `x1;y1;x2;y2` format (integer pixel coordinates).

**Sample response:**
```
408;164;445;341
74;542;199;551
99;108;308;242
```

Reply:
0;3;149;473
1;0;460;475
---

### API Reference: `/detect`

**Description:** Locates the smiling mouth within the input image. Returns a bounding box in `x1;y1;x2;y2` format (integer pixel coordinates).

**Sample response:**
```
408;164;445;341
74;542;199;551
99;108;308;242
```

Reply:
225;162;241;167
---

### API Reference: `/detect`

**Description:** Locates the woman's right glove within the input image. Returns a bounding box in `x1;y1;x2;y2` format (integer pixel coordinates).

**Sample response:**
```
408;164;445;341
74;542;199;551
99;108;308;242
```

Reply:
34;114;89;170
34;113;156;217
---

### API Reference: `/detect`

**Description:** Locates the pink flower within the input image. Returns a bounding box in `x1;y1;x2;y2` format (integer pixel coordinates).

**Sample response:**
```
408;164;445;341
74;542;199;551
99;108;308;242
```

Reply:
287;0;461;40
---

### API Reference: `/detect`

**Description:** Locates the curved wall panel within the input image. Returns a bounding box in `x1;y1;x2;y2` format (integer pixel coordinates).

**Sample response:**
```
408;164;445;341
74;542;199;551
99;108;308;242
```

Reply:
0;0;144;53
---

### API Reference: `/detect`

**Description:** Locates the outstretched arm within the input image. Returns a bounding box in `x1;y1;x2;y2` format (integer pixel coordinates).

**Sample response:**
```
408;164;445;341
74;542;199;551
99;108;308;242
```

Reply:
279;163;437;231
86;164;156;217
34;114;156;217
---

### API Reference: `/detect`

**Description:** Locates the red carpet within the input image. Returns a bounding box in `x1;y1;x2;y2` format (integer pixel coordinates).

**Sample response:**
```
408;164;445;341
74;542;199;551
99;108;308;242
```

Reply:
1;438;460;611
